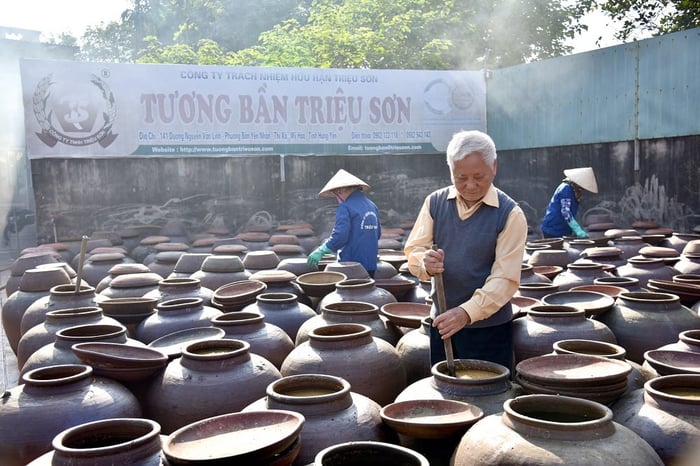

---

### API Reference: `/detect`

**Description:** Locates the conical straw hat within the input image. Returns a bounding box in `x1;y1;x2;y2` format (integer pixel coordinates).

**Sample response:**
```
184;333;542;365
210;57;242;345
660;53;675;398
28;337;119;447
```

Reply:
564;167;598;193
318;169;370;197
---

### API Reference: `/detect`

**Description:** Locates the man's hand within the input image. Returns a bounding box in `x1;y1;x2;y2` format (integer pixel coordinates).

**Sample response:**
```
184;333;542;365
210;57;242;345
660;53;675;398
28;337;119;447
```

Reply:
423;248;445;276
307;244;333;268
432;307;470;339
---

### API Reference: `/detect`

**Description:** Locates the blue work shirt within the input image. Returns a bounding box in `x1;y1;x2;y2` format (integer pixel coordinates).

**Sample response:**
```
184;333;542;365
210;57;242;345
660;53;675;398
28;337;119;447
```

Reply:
325;189;381;273
540;181;578;237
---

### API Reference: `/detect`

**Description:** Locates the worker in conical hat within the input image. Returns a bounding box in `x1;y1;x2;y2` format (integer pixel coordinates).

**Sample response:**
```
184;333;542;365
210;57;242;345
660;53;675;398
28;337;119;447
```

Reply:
540;167;598;238
307;169;382;276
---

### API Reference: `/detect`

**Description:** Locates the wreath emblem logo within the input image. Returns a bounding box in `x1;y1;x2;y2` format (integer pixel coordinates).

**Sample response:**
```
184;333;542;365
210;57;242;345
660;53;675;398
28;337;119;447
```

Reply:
32;73;118;148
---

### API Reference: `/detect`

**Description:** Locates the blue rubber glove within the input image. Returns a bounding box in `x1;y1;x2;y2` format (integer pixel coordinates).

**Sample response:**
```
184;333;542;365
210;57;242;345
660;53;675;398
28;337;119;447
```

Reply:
567;218;589;238
307;244;333;268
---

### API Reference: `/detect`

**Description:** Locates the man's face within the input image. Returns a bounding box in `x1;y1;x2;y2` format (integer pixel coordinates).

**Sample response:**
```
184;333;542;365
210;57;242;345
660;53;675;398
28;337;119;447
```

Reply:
451;152;497;206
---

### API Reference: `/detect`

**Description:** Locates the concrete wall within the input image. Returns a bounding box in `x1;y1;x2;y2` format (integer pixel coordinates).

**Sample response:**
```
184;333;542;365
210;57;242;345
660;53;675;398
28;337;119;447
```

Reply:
30;132;700;243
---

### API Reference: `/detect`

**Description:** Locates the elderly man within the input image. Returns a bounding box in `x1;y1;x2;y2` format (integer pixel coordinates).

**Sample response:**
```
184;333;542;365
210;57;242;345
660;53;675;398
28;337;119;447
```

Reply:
404;130;527;370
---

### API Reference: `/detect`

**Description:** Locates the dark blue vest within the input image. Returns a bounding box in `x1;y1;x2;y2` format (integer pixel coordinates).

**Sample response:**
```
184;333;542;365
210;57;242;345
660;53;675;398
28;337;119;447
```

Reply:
429;187;516;328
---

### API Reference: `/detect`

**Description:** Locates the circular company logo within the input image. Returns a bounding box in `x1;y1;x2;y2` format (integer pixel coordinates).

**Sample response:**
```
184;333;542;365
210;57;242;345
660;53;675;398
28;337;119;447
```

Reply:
32;72;118;148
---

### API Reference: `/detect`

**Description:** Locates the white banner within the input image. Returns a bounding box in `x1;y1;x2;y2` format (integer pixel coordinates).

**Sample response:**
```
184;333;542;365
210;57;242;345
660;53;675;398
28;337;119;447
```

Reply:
20;59;486;158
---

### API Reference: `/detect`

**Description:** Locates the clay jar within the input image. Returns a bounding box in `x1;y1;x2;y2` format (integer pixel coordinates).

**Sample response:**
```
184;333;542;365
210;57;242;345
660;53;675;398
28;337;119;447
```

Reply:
133;297;223;344
281;323;407;406
27;418;162;466
552;339;646;393
551;262;614;291
658;329;700;353
453;394;663;465
395;317;432;384
169;252;211;277
142;277;214;305
520;263;552;285
4;251;60;298
314;441;429;466
20;323;145;378
250;269;313;307
189;255;251;291
98;272;163;299
144;338;281;434
244;374;393;465
242;292;316;342
2;266;73;354
611;374;700;464
80;252;134;288
612;236;650;260
596;291;700;364
512;305;617;365
0;364;141;466
616;257;678;288
95;263;151;293
318;278;398;312
295;301;403;346
17;306;121;369
395;359;524;416
515;282;560;301
20;284;109;339
211;311;294;369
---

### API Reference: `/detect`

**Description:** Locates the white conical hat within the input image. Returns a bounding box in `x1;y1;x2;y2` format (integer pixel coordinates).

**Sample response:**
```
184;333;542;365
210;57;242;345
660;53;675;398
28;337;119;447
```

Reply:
564;167;598;193
318;169;370;197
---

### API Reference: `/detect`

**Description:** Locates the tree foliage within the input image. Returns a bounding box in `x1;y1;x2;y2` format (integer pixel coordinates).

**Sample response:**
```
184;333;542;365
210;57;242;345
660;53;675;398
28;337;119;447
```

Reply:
596;0;700;41
227;0;591;69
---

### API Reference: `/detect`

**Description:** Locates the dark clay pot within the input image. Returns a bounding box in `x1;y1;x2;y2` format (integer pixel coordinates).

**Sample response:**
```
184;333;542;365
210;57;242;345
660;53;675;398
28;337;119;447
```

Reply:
133;297;223;344
454;394;663;465
395;317;432;385
244;374;394;465
144;338;281;434
512;305;617;365
611;374;700;465
596;292;700;364
395;359;524;416
0;364;141;466
142;277;214;305
295;300;403;346
211;311;294;369
242;292;317;342
281;323;407;406
27;418;162;466
2;266;72;354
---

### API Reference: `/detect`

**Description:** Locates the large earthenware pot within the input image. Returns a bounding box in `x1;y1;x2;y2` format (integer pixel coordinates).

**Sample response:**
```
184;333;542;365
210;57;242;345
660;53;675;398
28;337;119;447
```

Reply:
17;306;121;369
612;236;649;260
142;277;214;305
27;418;163;466
211;311;294;369
296;301;403;346
133;296;222;344
146;250;185;278
520;263;552;285
95;262;152;293
20;284;108;339
244;374;393;465
453;394;663;465
616;257;678;288
611;374;700;464
189;255;251;291
80;252;134;288
242;292;316;342
2;266;72;354
395;359;524;416
0;364;141;466
515;282;560;300
395;317;432;384
318;278;397;312
250;269;313;307
168;252;211;278
98;272;163;299
20;323;144;377
144;338;281;434
551;262;614;291
657;329;700;353
596;292;700;364
281;323;406;406
512;305;616;365
4;251;60;298
552;339;646;393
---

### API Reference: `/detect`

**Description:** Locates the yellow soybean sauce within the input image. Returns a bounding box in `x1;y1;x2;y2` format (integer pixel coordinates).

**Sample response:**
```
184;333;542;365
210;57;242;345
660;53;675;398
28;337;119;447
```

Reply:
280;387;337;397
664;387;700;400
454;369;498;379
